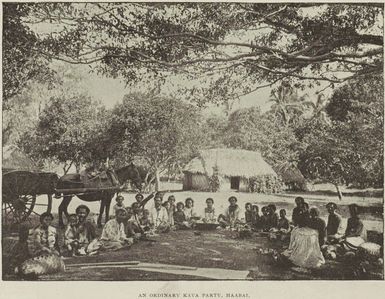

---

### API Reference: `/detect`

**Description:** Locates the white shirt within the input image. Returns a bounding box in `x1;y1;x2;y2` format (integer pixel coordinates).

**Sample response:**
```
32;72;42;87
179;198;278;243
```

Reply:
101;219;126;241
149;206;169;228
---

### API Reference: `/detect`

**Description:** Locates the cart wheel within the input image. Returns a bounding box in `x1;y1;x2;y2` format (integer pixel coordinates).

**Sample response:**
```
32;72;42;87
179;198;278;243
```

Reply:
2;195;36;225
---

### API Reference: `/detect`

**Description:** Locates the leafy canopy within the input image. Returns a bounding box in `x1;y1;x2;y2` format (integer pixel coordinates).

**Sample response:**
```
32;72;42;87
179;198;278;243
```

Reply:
24;3;383;106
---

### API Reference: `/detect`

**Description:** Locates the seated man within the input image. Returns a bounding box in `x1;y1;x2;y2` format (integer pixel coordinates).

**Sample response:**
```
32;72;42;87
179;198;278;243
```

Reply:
100;208;133;251
203;198;217;223
173;202;191;229
149;196;170;233
126;202;145;240
218;196;241;228
75;205;99;255
326;202;344;242
28;212;59;257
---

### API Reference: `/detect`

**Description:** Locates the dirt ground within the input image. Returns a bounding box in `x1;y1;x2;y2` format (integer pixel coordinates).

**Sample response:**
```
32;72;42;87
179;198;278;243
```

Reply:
3;229;383;281
2;187;383;281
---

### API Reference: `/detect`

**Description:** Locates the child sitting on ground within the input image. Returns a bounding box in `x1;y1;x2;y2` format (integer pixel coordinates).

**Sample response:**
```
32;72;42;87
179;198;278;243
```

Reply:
64;214;80;256
167;195;176;226
140;209;151;231
203;198;217;223
162;201;174;227
173;202;191;229
113;195;126;217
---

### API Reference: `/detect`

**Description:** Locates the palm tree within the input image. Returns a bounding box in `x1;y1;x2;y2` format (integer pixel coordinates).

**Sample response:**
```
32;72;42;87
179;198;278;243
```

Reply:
306;94;330;123
269;84;311;126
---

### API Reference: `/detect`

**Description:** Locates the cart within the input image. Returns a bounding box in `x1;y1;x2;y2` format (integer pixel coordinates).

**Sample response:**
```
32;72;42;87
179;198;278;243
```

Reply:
2;169;59;225
2;168;124;226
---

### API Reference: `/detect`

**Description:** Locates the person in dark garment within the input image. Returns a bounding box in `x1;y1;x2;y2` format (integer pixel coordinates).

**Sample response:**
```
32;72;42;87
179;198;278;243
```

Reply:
326;202;343;243
292;197;305;226
308;207;326;246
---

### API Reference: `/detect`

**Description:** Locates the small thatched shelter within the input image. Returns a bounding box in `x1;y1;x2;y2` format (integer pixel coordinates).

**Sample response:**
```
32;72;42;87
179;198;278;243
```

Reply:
183;148;281;193
274;162;308;191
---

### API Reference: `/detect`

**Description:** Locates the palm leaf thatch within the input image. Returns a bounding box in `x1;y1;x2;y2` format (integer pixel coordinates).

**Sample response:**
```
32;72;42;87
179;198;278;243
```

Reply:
183;148;277;178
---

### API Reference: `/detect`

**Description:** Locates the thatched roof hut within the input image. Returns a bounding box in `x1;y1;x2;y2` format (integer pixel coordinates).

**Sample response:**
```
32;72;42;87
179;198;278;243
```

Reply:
183;148;280;193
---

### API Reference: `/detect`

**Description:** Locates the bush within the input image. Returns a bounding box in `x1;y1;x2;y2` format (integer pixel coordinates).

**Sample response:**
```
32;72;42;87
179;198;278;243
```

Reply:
248;175;282;193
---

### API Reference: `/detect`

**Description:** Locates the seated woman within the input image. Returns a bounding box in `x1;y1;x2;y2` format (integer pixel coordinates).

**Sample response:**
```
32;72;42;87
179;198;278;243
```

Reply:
281;211;325;269
218;196;241;228
341;204;367;250
184;198;199;224
100;208;133;251
17;213;63;277
28;212;59;257
173;202;191;229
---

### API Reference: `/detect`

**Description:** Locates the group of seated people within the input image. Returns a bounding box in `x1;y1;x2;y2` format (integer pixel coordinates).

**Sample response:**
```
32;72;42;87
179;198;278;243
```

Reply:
280;197;368;269
23;194;368;270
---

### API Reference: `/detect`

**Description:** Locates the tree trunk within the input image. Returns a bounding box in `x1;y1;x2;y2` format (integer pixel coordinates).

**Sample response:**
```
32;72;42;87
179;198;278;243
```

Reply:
75;162;81;174
155;168;160;192
334;184;343;201
63;160;73;175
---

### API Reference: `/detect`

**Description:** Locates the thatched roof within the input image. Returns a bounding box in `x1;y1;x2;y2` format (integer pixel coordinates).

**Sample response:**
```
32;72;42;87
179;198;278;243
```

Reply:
183;148;277;178
274;162;306;184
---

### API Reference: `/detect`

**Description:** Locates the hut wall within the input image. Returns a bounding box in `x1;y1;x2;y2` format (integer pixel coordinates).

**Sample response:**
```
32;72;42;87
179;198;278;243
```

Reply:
190;173;210;191
239;178;249;192
183;173;192;190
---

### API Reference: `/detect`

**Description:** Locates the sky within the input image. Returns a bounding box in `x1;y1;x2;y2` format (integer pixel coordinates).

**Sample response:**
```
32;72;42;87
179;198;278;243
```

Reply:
52;61;274;115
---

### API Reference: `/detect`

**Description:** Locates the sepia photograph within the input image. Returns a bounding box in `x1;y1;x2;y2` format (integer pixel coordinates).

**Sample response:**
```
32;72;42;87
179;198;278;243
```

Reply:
1;1;384;283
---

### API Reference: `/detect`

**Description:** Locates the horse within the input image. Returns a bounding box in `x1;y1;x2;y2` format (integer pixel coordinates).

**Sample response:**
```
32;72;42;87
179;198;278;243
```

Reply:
56;163;142;228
